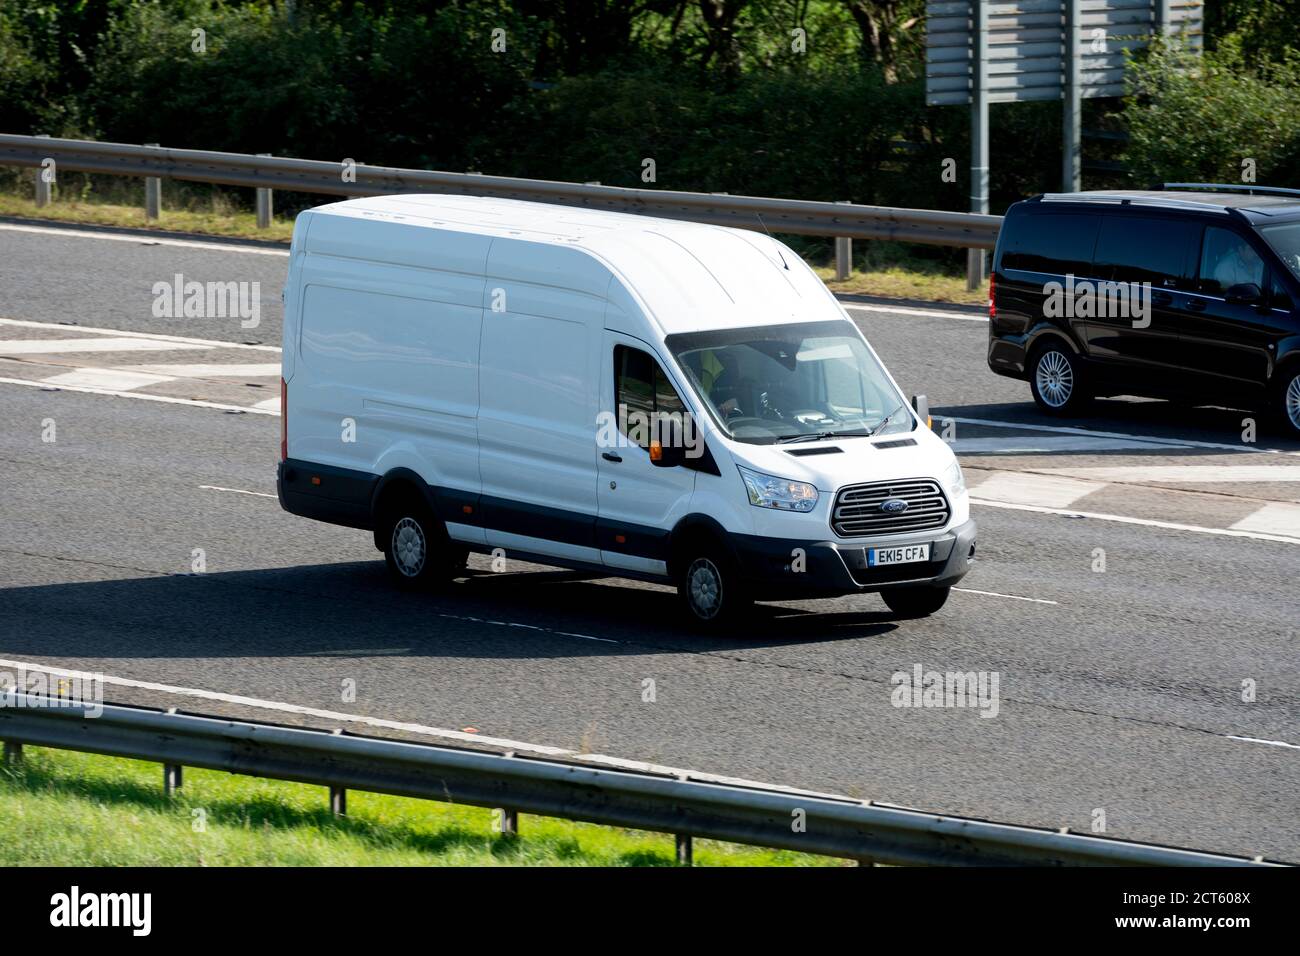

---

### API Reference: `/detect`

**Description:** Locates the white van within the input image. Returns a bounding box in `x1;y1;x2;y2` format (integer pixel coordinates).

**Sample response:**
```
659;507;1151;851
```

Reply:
277;194;975;628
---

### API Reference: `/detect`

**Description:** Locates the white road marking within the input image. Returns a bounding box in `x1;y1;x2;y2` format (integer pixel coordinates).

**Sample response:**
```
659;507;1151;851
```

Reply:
252;396;282;412
946;415;1300;457
842;302;988;322
42;367;176;391
1039;465;1300;483
1229;502;1300;538
972;497;1300;545
953;435;1174;454
0;375;279;414
0;317;281;352
0;656;841;796
1226;735;1300;751
199;485;277;499
969;472;1100;509
0;222;289;256
0;336;207;355
953;587;1059;605
119;362;282;379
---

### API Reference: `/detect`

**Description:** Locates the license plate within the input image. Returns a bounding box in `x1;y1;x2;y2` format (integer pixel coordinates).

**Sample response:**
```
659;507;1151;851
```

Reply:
867;543;931;567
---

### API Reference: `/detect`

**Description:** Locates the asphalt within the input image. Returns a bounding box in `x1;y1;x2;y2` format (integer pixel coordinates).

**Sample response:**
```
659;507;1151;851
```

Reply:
0;221;1295;861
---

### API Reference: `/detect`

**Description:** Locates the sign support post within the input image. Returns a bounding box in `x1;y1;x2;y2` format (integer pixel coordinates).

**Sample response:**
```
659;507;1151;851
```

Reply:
967;0;989;291
1063;0;1082;191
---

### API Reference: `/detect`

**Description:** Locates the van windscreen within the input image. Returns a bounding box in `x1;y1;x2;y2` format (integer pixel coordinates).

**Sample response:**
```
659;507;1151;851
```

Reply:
665;320;909;445
1260;222;1300;282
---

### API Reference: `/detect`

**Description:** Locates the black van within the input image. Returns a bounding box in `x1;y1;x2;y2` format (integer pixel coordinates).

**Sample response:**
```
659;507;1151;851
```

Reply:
987;185;1300;437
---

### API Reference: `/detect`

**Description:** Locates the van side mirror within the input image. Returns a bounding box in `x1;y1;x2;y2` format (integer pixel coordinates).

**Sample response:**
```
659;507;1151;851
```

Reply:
650;440;685;468
650;416;688;468
911;394;931;429
1225;282;1263;305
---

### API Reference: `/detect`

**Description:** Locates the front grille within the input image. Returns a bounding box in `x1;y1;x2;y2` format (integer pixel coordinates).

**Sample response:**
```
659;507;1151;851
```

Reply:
832;478;950;537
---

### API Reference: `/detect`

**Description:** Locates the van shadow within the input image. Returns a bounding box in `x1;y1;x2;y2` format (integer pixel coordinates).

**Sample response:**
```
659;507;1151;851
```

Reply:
936;398;1300;455
0;561;899;663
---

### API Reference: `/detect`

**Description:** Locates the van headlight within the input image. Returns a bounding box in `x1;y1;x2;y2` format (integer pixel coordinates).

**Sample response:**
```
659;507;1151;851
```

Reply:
941;458;966;497
738;466;819;512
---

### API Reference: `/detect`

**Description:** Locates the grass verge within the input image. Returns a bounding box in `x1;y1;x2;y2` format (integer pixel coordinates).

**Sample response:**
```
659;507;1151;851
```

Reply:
0;747;840;867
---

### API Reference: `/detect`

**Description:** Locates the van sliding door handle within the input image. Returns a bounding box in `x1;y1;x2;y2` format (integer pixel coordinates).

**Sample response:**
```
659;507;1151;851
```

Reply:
602;452;623;463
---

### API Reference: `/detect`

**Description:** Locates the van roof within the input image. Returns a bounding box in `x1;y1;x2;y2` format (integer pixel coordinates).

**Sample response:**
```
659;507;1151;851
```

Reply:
306;194;839;336
1034;189;1300;222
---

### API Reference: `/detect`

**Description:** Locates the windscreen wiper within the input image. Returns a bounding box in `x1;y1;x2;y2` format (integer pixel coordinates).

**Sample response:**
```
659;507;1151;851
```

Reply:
776;428;872;445
867;402;908;437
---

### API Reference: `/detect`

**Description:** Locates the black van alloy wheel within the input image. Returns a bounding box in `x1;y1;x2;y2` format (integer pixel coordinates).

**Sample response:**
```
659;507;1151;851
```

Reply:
1280;367;1300;438
1029;343;1089;415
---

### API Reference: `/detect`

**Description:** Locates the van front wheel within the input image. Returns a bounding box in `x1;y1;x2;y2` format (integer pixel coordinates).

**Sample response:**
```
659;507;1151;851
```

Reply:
881;585;951;619
382;499;465;589
676;547;750;631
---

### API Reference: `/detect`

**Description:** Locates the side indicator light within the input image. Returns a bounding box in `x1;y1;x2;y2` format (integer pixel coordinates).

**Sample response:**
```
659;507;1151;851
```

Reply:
615;534;626;545
311;476;321;486
649;440;663;462
462;505;474;514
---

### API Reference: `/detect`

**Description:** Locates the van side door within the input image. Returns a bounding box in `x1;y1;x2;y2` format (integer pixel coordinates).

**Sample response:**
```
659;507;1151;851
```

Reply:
1177;224;1289;395
476;285;602;564
595;333;697;578
1084;214;1199;386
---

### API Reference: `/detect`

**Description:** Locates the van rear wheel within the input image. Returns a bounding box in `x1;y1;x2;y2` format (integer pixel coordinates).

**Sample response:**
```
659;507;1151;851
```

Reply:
381;497;465;589
1029;342;1090;415
676;544;751;631
881;585;951;619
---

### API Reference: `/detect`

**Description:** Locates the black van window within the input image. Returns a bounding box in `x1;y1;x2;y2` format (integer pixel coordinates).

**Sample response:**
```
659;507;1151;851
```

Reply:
1093;216;1198;288
1269;272;1292;310
614;345;685;449
999;212;1100;276
1199;226;1266;294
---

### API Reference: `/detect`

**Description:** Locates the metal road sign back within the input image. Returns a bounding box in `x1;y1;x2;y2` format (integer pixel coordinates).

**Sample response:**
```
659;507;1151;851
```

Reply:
927;0;1203;106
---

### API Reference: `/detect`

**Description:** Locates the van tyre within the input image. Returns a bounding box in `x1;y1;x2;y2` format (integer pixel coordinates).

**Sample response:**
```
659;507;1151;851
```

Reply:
881;585;951;618
381;498;465;589
676;544;751;631
1029;342;1090;415
1276;366;1300;439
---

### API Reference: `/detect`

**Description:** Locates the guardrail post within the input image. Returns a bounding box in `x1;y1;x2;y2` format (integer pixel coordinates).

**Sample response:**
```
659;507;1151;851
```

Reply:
2;741;22;767
834;201;853;281
499;808;518;837
33;134;51;208
330;786;347;817
675;833;693;866
144;143;161;220
164;763;183;796
256;154;273;228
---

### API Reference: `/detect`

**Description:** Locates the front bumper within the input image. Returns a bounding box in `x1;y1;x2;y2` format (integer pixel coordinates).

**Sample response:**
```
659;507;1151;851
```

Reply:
732;518;977;598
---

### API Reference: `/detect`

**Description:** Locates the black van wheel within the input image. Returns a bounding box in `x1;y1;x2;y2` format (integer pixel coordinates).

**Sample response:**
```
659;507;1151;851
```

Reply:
675;543;751;631
881;585;951;619
381;496;465;589
1029;342;1089;415
1276;366;1300;439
